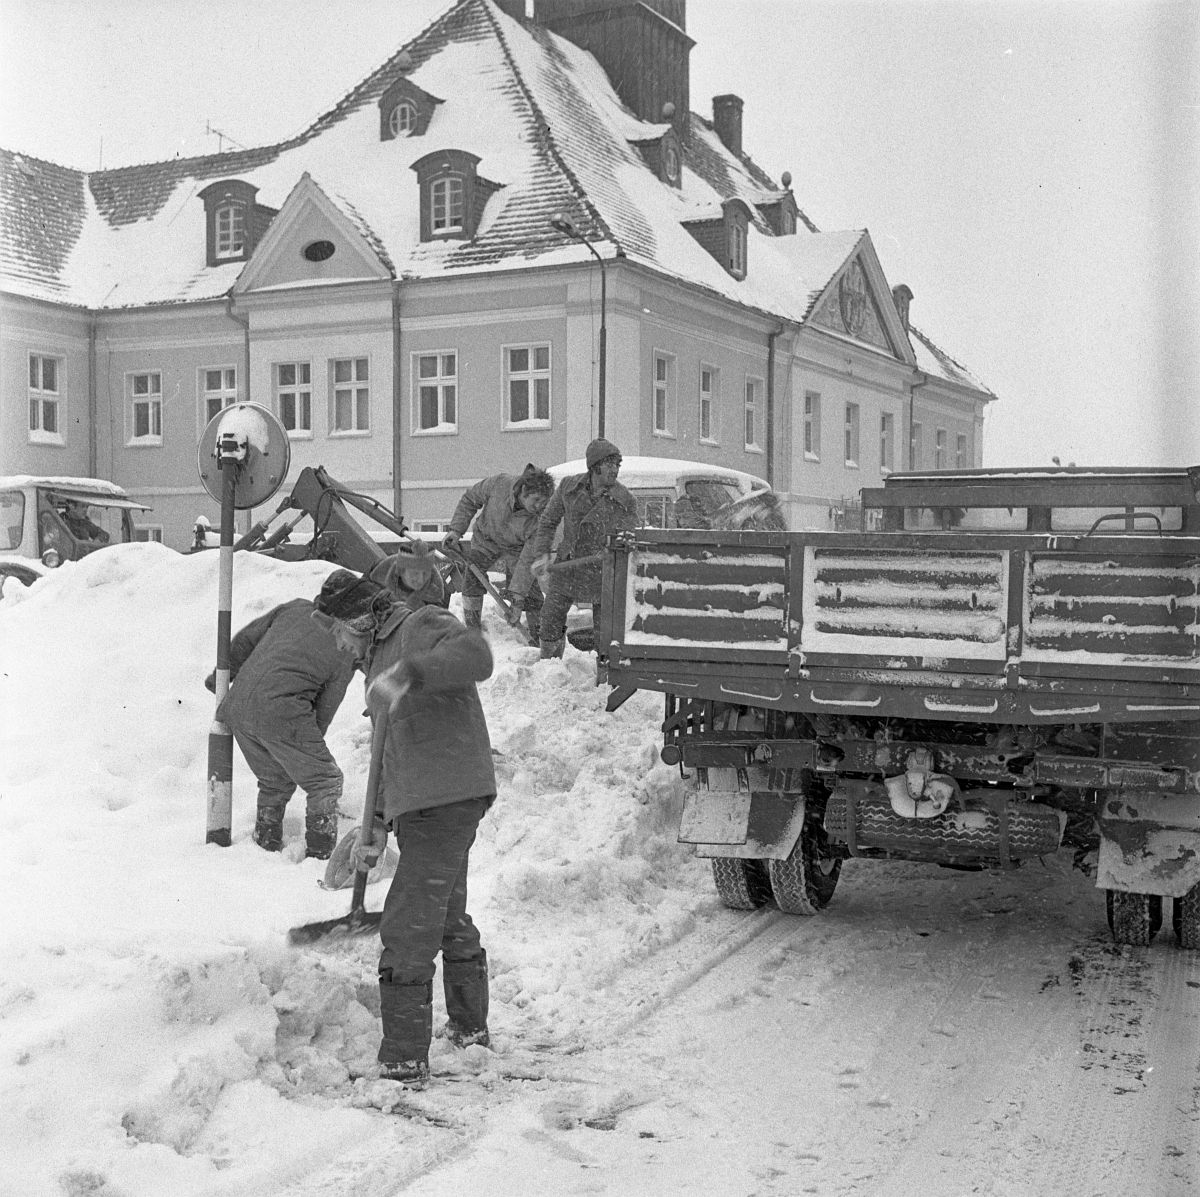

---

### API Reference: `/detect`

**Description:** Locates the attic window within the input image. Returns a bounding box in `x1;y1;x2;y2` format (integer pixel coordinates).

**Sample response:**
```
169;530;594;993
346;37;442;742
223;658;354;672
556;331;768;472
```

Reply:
198;179;272;267
389;100;417;137
215;203;245;259
411;149;500;242
302;240;336;262
725;202;749;280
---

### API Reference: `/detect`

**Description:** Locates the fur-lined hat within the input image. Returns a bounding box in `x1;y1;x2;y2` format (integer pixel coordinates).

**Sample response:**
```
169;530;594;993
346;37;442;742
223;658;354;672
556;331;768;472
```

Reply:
315;570;386;621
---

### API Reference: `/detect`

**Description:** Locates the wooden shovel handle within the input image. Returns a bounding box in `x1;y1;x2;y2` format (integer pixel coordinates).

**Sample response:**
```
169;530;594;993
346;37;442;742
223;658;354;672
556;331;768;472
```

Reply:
349;713;389;917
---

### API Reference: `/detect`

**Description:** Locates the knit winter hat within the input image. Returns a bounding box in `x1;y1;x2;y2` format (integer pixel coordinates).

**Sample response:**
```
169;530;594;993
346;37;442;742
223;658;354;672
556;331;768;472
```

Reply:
585;437;621;470
383;540;436;590
315;569;386;621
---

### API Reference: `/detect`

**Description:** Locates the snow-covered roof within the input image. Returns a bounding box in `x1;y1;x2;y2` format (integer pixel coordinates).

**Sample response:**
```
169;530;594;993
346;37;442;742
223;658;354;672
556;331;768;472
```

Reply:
0;475;133;497
0;0;989;394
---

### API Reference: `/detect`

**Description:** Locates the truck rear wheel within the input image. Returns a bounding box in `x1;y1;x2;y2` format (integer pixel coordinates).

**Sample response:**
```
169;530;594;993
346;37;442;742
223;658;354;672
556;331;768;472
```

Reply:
1173;885;1200;950
1105;890;1162;946
767;821;842;916
711;857;773;910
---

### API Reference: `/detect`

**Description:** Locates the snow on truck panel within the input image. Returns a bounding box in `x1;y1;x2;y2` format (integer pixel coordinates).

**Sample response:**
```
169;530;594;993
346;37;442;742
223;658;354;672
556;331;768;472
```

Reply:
618;542;1200;670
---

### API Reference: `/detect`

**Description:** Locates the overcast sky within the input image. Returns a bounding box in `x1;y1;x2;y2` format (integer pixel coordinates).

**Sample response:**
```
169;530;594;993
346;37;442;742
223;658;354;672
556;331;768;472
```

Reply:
1;0;1196;468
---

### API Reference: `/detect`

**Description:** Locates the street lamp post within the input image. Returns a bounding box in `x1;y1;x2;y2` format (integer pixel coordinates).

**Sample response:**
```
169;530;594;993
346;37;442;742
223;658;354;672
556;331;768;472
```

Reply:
551;214;607;438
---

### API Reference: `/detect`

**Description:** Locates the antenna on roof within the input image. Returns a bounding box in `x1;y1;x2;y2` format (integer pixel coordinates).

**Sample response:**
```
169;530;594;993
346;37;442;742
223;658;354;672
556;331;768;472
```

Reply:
205;121;247;153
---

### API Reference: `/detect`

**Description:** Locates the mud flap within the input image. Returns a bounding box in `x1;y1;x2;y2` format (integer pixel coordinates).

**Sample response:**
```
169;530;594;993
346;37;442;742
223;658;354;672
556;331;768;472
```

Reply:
679;790;805;861
1096;792;1200;898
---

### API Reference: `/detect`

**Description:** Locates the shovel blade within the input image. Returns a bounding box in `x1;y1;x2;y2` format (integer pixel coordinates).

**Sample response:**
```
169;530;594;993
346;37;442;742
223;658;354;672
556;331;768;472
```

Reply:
287;907;383;946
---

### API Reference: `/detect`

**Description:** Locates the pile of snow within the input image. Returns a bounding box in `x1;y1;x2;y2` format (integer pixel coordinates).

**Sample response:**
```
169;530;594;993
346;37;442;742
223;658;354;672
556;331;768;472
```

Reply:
0;545;705;1195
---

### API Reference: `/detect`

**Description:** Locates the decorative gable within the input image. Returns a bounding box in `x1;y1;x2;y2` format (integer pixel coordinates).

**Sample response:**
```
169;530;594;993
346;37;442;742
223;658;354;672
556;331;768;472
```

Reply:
410;149;502;242
810;254;902;355
378;76;443;141
197;179;277;267
231;173;393;296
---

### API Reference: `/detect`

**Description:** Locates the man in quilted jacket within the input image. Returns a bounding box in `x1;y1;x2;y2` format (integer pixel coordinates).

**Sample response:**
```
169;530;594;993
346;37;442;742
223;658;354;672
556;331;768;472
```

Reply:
528;437;637;659
313;542;496;1089
441;464;554;641
209;575;358;859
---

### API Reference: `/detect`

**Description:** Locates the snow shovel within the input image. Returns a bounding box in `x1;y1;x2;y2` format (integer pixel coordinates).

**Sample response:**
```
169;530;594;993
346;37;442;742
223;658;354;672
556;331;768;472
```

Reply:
288;710;391;945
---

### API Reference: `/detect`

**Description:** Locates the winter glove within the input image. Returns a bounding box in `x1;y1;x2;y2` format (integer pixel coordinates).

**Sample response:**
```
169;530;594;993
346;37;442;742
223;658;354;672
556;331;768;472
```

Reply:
441;530;462;553
504;593;525;626
204;669;216;693
531;554;551;588
367;659;423;712
352;814;389;871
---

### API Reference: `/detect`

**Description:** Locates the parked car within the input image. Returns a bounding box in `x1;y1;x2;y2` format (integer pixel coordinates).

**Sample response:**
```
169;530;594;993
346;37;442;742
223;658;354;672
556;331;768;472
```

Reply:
0;476;150;568
0;553;48;591
546;455;786;530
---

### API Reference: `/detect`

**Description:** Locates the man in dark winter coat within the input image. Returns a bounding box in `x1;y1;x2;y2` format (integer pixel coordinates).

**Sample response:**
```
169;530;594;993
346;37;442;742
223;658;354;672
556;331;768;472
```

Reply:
529;437;637;659
313;541;496;1089
441;464;554;641
209;575;358;859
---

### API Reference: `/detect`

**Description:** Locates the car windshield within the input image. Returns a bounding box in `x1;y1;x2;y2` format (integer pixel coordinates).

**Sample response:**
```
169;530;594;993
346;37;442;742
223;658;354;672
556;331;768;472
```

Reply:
0;490;25;551
683;479;742;516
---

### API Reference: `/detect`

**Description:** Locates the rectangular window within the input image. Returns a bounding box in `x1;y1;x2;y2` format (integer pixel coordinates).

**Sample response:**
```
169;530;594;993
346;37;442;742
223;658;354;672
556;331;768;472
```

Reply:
431;177;465;233
935;427;948;469
200;366;237;427
28;353;63;443
844;402;860;467
128;371;163;444
729;219;747;277
504;344;551;428
910;421;922;469
699;365;718;442
956;432;969;468
413;351;458;433
133;526;163;543
804;391;821;459
216;204;245;259
331;357;370;434
652;352;675;436
880;412;895;472
745;376;763;451
275;362;312;436
413;520;451;534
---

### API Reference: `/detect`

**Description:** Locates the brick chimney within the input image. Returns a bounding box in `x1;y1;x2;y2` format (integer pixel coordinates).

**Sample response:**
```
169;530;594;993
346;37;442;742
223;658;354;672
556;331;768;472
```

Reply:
892;284;913;332
535;0;694;141
712;94;743;158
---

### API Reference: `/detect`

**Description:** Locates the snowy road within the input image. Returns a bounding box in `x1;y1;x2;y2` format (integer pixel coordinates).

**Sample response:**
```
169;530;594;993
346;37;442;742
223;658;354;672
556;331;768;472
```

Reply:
273;856;1200;1197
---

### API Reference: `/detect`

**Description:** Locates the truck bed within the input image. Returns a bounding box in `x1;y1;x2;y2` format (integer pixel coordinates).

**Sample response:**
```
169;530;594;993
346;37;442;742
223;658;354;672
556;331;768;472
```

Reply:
598;529;1200;724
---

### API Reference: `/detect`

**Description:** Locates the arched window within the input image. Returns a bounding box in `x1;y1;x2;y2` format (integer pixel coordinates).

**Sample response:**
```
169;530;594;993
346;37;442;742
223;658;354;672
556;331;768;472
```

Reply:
389;100;418;137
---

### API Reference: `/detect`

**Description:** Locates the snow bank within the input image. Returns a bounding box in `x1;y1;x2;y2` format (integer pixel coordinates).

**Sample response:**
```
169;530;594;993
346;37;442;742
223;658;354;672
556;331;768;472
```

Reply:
0;545;704;1195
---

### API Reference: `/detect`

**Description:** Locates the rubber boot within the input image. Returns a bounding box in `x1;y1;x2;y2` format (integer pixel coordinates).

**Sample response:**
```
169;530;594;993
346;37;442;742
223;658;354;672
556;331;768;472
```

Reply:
461;595;483;629
378;976;432;1087
252;805;285;852
305;811;338;860
539;637;564;660
442;951;490;1048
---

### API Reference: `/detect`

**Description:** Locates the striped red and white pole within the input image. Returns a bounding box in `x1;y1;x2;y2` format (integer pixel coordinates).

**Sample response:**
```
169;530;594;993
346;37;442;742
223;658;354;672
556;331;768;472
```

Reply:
206;450;239;845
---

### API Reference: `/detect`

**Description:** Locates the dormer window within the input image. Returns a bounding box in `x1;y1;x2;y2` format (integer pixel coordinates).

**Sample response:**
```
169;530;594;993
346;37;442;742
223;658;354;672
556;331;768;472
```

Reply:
215;202;245;259
411;149;501;242
378;76;442;142
723;199;750;280
389;99;418;138
199;179;273;267
631;127;683;189
432;175;465;234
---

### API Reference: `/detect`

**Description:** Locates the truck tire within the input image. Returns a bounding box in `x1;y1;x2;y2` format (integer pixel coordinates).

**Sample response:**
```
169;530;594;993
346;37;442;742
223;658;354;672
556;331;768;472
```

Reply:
1105;890;1161;947
767;820;842;916
1173;885;1200;950
711;857;773;910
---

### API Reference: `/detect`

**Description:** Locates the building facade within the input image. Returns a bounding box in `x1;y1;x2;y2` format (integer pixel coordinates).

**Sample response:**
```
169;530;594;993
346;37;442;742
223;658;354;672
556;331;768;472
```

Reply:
0;0;993;549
